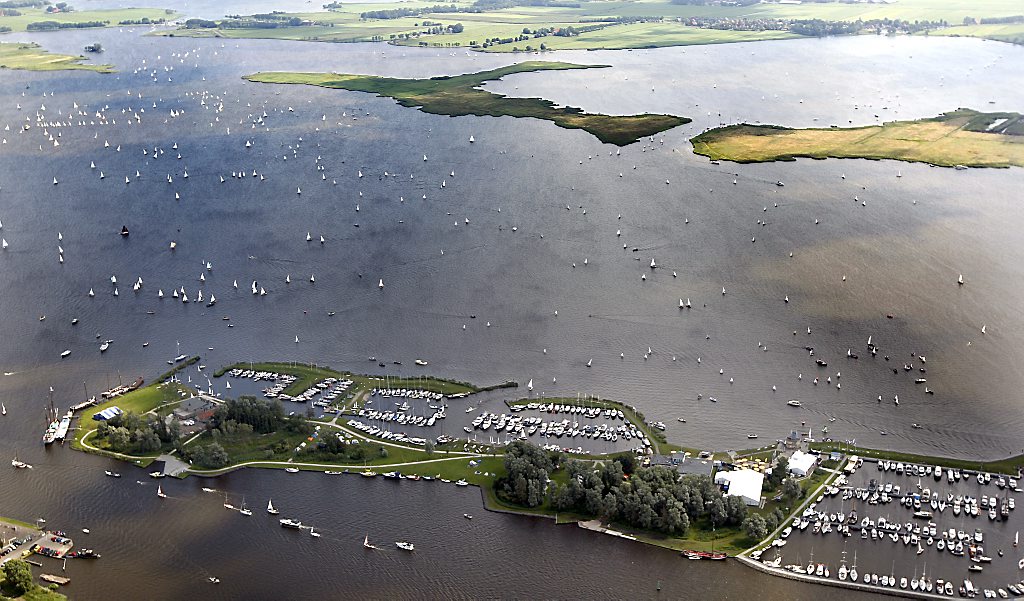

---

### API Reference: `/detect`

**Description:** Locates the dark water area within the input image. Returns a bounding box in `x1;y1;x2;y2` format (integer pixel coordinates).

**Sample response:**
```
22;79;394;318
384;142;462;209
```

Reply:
0;24;1021;600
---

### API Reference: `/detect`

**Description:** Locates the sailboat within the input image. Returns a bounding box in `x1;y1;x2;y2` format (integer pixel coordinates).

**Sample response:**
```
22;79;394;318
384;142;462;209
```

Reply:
310;527;320;538
363;534;376;549
1;403;6;416
267;499;279;515
157;485;167;498
527;379;533;392
239;498;252;516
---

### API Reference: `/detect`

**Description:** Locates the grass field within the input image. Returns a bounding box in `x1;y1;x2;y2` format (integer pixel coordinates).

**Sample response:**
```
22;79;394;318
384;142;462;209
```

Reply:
690;109;1024;168
927;23;1024;45
160;0;1024;52
70;380;191;449
0;41;111;72
244;61;689;145
0;7;173;33
393;19;804;52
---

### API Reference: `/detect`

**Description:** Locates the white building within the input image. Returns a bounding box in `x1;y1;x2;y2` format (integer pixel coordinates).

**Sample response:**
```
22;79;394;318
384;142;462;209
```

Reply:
714;469;764;506
789;450;817;477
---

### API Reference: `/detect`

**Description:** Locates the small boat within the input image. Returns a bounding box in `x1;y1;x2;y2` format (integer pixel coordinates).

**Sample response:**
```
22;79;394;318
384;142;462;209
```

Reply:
463;514;473;519
149;471;165;478
267;499;279;515
104;470;120;478
747;434;758;439
99;342;109;352
395;541;415;551
280;518;302;529
285;467;299;473
11;457;32;469
60;350;71;358
208;577;220;584
414;359;428;366
787;400;801;407
156;485;167;498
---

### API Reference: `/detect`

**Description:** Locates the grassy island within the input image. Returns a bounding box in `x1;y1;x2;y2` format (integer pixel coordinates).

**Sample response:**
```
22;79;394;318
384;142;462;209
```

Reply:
690;109;1024;168
243;62;690;145
0;41;111;72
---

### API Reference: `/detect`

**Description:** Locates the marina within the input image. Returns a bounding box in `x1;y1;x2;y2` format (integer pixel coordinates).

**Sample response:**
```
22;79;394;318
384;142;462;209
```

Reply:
756;457;1024;598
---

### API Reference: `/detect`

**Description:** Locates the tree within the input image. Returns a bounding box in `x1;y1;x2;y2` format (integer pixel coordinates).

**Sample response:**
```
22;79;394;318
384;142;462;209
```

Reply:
723;495;748;525
107;426;130;452
2;559;33;595
707;497;727;526
424;440;435;456
766;456;788;489
743;514;768;541
193;442;228;468
781;478;801;503
135;429;162;453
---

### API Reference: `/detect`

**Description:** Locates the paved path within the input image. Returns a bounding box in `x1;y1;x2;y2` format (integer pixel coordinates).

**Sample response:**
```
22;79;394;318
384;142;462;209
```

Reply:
187;454;486;476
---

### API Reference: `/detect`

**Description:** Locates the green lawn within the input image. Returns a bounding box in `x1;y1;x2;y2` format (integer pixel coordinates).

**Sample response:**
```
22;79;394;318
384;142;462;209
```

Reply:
0;516;39;530
0;7;173;32
0;41;111;72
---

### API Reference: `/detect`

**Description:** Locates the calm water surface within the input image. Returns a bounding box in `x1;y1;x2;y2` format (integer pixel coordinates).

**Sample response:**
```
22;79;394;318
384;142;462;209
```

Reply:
0;24;1022;600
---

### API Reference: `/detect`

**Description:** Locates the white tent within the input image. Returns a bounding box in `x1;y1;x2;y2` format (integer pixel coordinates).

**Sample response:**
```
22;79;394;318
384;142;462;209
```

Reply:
714;469;763;506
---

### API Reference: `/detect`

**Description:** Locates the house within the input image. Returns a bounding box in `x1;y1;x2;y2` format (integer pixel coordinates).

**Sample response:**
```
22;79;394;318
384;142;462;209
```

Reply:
714;469;764;506
649;453;715;477
172;396;216;422
789;450;818;477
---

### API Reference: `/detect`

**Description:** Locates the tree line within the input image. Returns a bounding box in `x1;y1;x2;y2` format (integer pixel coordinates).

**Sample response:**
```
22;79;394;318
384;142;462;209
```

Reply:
26;19;106;30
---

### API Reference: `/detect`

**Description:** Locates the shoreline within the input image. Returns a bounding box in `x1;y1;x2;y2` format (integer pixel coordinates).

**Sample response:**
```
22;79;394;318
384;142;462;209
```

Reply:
63;359;1024;597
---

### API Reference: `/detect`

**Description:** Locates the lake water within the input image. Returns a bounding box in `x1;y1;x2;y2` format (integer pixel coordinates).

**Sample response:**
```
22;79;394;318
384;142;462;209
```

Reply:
0;23;1022;600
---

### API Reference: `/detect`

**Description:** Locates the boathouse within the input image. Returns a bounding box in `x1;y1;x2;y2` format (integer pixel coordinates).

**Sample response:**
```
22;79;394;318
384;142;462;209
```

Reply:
788;450;817;477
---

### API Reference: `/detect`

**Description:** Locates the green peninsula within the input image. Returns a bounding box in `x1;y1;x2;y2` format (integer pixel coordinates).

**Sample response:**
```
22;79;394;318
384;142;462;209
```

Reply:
244;62;689;145
690;109;1024;168
0;41;111;72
